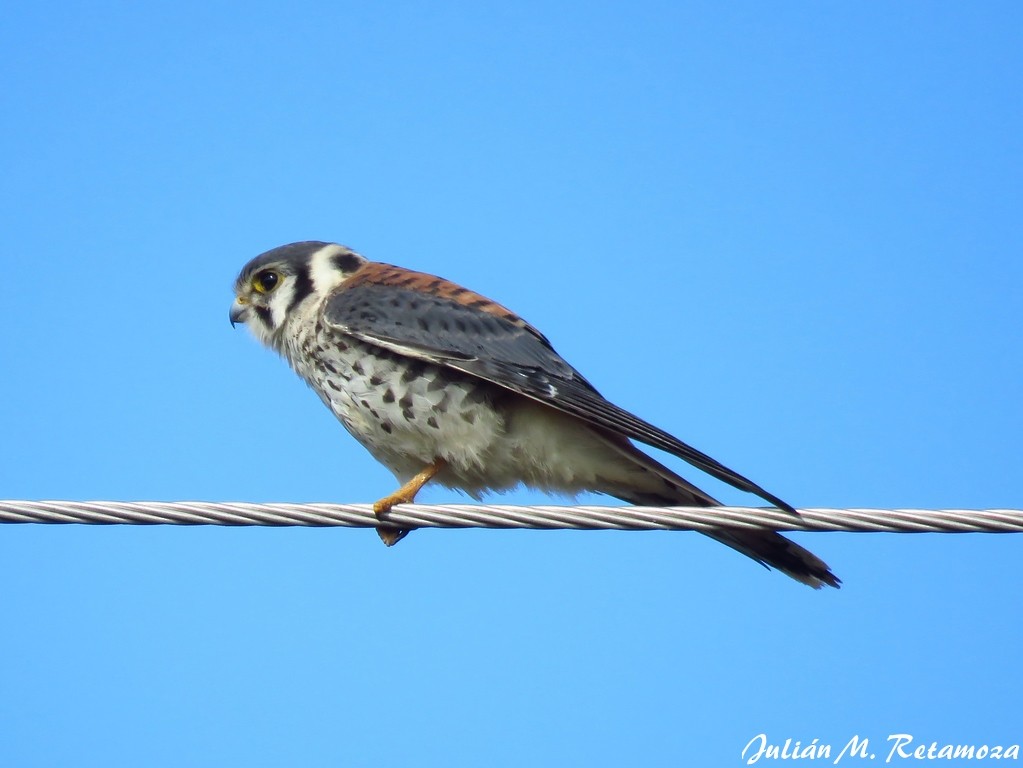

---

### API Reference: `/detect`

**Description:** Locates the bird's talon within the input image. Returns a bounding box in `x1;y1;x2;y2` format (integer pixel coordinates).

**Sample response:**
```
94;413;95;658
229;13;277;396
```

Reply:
376;525;409;547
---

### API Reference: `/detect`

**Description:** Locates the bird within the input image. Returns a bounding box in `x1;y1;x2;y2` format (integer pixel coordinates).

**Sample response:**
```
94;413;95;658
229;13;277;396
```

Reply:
230;241;840;589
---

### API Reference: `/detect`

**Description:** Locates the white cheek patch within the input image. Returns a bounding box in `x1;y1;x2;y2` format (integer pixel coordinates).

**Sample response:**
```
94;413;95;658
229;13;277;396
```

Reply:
269;283;296;330
308;244;351;294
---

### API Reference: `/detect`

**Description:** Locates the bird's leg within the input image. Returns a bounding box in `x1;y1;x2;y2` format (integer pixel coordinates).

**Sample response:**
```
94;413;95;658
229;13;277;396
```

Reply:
373;458;447;515
373;458;447;547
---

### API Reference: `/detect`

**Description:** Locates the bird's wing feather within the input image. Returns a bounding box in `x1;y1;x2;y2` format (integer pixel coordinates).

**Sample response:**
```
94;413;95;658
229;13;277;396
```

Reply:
323;277;794;513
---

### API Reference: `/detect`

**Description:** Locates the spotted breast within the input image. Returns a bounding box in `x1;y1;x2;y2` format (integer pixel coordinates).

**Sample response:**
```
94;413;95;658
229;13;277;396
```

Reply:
285;319;509;491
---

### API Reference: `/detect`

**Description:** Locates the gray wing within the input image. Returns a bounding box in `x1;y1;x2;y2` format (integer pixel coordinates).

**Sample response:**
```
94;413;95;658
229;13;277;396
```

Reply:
324;280;795;514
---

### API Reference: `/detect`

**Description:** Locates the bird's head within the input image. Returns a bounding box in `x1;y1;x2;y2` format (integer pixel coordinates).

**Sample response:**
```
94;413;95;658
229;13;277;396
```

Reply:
230;241;367;348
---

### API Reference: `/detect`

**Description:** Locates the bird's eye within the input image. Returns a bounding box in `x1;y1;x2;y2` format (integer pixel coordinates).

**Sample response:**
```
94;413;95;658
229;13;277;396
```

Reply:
252;270;281;294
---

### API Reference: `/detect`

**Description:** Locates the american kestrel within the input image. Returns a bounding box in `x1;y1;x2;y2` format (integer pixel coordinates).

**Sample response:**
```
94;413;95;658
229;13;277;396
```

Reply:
230;241;839;588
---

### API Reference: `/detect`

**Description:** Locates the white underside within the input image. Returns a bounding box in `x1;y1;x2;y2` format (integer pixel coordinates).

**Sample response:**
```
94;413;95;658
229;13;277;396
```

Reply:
366;398;661;500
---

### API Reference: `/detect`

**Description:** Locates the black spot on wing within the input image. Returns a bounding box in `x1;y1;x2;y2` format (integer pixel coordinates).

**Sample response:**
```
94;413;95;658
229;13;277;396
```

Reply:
324;282;582;380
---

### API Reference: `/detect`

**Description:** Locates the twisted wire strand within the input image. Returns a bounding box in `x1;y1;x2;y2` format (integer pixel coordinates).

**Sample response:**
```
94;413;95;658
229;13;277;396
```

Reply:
0;500;1021;533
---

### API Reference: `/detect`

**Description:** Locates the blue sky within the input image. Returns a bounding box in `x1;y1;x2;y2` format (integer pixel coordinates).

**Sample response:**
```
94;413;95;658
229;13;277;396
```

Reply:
2;2;1021;766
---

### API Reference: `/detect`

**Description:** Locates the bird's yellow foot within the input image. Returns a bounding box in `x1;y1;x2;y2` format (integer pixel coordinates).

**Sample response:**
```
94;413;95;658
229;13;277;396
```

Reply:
373;458;447;547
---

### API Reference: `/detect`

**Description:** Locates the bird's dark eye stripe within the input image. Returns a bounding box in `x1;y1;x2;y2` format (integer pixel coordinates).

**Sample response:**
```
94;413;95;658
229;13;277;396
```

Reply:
287;266;314;314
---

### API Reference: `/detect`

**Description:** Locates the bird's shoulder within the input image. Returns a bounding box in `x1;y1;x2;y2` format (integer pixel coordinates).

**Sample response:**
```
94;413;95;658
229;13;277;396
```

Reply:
322;261;555;346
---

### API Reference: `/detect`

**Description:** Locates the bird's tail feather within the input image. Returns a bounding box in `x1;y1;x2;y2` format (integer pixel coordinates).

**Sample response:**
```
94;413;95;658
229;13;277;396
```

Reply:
701;528;840;589
596;434;841;589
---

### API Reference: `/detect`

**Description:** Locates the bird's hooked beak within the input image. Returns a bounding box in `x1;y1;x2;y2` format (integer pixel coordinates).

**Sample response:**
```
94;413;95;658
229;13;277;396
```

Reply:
229;296;249;327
